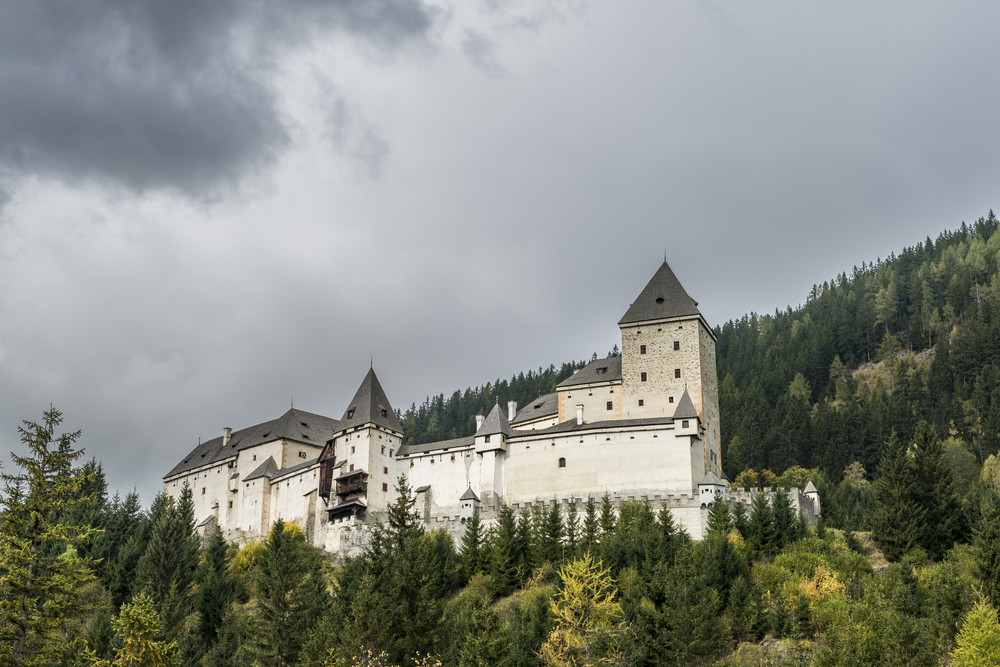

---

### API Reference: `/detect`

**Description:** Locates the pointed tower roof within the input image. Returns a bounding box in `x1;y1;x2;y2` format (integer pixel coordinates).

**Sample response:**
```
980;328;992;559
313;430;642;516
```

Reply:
804;480;818;494
476;403;512;437
672;389;699;421
459;487;480;502
619;261;701;325
339;367;403;433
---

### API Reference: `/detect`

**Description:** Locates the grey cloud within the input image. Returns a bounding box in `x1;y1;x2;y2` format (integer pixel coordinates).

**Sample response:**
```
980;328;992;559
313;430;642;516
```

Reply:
462;30;505;78
0;0;435;198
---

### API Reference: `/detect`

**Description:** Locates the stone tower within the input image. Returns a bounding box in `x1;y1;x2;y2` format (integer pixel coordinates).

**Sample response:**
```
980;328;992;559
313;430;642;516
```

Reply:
619;261;722;477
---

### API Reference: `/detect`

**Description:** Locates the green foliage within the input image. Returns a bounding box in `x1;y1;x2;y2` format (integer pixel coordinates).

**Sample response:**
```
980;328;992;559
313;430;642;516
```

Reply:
871;431;925;561
0;407;97;667
539;553;626;666
86;591;178;666
254;519;328;666
951;593;1000;666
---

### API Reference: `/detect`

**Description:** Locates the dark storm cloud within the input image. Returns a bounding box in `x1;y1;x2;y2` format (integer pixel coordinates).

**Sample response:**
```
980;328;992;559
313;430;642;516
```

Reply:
0;0;435;197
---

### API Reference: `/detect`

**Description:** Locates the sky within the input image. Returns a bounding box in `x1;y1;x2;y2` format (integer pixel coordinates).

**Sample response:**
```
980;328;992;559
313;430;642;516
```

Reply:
1;1;998;504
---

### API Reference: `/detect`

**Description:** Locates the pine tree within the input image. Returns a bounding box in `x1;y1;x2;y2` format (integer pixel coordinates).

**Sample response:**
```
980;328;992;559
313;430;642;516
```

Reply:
489;506;519;595
705;493;732;536
134;486;199;613
0;407;97;666
195;530;231;646
538;554;626;666
746;491;775;559
566;501;580;555
975;490;1000;609
872;431;925;561
951;593;1000;666
911;422;965;559
599;495;615;539
770;487;797;551
460;512;485;582
254;520;328;666
582;497;599;553
85;591;178;667
387;475;423;549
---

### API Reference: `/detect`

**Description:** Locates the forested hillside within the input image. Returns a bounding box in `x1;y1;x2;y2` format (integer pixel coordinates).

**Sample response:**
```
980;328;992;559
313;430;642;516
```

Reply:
717;211;1000;482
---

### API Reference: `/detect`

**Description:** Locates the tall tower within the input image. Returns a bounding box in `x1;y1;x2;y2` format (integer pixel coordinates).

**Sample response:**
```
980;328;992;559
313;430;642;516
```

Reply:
619;262;721;474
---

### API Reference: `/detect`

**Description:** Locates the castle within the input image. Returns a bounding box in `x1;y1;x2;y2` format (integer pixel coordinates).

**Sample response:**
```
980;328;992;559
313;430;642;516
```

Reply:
164;262;819;554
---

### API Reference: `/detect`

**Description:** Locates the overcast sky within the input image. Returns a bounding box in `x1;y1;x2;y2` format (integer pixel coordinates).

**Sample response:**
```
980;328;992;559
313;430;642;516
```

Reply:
1;1;997;504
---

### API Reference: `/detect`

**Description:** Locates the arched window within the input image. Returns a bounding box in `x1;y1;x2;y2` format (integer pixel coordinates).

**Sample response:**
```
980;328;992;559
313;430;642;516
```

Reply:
558;457;566;468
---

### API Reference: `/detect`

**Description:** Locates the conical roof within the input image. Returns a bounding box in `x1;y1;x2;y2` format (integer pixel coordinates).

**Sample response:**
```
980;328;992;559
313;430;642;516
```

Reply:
339;367;403;433
672;389;699;421
619;261;701;325
804;480;818;494
476;403;512;437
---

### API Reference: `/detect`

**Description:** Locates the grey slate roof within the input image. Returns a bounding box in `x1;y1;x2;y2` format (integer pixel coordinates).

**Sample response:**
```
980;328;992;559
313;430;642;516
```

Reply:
460;487;480;501
556;357;623;389
512;392;558;423
339;367;403;433
476;403;512;437
272;457;319;481
397;435;475;457
164;408;340;480
244;456;278;482
672;390;699;421
619;261;701;325
519;415;675;436
804;481;818;493
699;471;725;486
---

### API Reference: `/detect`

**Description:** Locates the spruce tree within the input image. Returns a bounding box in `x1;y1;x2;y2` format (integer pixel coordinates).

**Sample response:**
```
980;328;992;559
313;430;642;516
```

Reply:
0;407;97;666
746;491;775;559
134;486;199;610
974;490;1000;608
195;530;231;646
489;506;519;595
599;494;615;538
705;493;732;536
872;431;925;561
254;520;328;666
460;512;485;582
565;501;580;555
911;422;965;559
951;593;1000;666
582;497;599;553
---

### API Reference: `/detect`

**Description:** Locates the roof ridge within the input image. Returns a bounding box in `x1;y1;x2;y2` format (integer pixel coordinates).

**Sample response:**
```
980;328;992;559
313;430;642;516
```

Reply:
619;261;701;325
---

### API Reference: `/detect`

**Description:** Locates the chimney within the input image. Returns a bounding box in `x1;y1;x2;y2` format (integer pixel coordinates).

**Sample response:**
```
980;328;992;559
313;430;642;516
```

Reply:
576;405;584;426
223;427;232;447
475;415;485;431
508;401;517;422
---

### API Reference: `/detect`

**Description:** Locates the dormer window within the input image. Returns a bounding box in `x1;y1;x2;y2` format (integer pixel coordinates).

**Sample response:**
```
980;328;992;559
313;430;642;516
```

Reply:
682;420;690;428
484;435;491;443
655;297;665;304
381;409;388;417
596;367;607;376
347;409;355;419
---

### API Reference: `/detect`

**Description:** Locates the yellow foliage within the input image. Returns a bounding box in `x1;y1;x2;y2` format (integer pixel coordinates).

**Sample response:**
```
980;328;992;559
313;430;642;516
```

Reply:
232;540;263;573
799;565;845;604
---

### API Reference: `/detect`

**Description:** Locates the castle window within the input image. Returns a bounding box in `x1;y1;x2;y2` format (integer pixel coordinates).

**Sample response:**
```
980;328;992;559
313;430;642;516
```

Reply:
485;435;491;443
675;369;681;378
655;297;665;304
669;396;674;403
673;341;680;351
558;458;566;468
596;367;607;375
228;501;233;508
383;466;388;474
299;451;307;459
381;446;385;454
682;420;690;428
202;487;205;494
382;483;388;492
638;399;644;407
381;409;387;418
640;372;647;382
390;449;394;457
606;401;613;410
300;422;308;428
347;409;354;419
640;345;646;354
351;446;355;454
349;464;354;472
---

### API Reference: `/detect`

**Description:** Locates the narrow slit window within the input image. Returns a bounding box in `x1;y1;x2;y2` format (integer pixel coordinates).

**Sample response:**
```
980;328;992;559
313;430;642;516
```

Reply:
640;372;647;382
558;457;566;468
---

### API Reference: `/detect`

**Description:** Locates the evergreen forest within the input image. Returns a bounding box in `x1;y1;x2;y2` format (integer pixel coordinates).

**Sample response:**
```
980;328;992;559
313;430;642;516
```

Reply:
7;213;1000;665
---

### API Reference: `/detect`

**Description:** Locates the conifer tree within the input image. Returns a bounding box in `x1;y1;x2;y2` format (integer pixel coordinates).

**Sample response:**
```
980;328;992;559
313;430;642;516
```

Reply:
86;591;178;667
387;475;423;549
542;501;564;565
538;554;626;666
489;506;519;595
951;593;1000;666
566;501;580;555
599;494;615;538
195;530;231;646
770;487;797;551
134;486;199;613
872;431;925;561
911;422;965;559
975;490;1000;608
254;520;328;666
0;407;97;666
705;493;732;536
582;497;599;553
746;491;775;559
460;512;485;582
